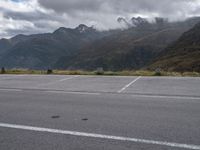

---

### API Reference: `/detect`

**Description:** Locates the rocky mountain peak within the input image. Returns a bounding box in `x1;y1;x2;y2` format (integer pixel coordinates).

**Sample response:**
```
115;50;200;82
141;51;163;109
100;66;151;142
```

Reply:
117;17;132;28
154;17;168;25
53;27;70;34
75;24;92;33
117;16;149;28
131;17;148;26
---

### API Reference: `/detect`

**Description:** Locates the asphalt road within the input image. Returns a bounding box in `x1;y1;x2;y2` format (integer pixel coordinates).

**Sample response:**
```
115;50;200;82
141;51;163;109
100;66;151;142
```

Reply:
0;75;200;150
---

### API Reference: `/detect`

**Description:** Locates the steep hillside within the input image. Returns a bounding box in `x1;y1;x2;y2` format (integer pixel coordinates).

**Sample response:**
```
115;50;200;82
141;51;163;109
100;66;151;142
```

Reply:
55;18;200;71
0;17;200;70
150;22;200;72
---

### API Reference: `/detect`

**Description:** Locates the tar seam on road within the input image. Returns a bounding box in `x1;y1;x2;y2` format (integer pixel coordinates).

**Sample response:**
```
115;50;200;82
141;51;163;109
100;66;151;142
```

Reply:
131;94;200;100
0;123;199;150
118;76;142;93
0;89;23;92
37;75;80;87
45;90;100;95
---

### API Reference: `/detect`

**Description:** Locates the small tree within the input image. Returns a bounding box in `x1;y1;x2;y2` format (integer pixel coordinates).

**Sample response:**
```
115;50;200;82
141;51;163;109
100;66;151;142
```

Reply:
47;69;53;74
95;67;104;75
1;67;5;74
154;68;162;76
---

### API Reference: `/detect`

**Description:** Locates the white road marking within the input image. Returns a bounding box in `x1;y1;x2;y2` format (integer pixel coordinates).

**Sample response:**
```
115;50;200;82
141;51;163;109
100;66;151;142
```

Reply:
58;76;79;82
45;90;100;95
37;75;80;87
132;94;200;100
0;88;100;96
0;123;199;150
0;87;199;100
118;76;142;93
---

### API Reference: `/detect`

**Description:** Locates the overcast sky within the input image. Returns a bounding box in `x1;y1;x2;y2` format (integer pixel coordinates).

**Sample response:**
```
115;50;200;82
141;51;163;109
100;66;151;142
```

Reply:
0;0;200;38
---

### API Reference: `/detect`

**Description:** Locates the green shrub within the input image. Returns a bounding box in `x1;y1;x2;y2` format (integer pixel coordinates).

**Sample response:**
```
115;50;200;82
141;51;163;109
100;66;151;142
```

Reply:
95;71;104;75
154;68;162;76
1;67;6;74
95;67;104;75
47;69;53;74
154;72;162;76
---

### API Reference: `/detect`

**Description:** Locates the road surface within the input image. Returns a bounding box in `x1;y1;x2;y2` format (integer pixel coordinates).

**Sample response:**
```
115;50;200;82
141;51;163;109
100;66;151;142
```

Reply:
0;75;200;150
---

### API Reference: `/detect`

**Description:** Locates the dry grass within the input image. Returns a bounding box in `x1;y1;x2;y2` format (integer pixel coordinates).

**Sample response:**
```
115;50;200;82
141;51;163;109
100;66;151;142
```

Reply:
1;69;200;77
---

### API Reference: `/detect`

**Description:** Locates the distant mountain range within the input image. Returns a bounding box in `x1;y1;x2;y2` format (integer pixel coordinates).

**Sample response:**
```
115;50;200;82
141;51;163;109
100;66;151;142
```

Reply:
117;17;167;28
0;24;107;69
0;17;200;71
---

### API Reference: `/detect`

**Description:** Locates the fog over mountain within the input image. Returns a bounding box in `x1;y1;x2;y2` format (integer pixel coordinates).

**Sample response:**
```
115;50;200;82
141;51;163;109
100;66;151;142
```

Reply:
1;0;200;38
0;16;199;70
0;0;200;71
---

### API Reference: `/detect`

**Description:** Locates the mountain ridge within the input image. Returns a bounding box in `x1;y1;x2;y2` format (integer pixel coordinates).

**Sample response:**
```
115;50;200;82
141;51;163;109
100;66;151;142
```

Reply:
54;17;200;70
0;17;200;71
150;22;200;72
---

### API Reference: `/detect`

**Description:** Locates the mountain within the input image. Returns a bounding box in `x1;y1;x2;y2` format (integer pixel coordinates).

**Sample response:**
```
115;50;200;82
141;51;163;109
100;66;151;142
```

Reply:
150;22;200;72
117;17;132;28
117;17;149;28
0;17;200;71
54;17;200;71
0;25;107;69
131;17;149;26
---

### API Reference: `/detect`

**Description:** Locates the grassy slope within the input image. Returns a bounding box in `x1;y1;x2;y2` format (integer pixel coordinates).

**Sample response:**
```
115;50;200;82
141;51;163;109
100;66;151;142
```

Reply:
150;22;200;72
56;27;187;71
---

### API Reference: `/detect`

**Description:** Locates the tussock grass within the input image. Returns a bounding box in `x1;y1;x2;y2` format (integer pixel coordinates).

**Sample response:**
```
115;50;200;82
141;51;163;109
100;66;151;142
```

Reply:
4;69;45;75
0;69;200;77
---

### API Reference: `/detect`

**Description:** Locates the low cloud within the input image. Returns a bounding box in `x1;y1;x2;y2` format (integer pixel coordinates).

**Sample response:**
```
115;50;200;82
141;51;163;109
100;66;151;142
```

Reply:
0;0;200;38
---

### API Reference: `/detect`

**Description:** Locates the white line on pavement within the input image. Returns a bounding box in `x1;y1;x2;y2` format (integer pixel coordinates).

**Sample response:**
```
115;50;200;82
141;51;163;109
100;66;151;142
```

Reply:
0;88;100;96
37;75;80;87
118;76;142;93
0;123;199;150
58;76;80;82
45;90;100;95
132;94;200;100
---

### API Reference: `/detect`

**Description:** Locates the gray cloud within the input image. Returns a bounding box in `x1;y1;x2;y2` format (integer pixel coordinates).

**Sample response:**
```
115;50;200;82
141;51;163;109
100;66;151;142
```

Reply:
38;0;200;18
1;0;200;38
37;0;200;30
39;0;103;13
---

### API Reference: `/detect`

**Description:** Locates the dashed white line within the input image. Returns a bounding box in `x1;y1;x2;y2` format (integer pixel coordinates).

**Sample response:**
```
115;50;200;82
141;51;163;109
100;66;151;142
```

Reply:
0;123;199;150
118;76;142;93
